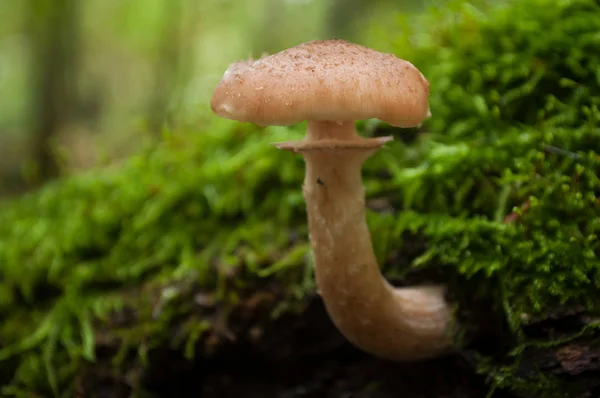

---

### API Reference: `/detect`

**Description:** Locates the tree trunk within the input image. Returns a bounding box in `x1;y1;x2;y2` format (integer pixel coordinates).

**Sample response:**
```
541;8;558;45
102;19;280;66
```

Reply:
146;0;187;136
324;0;371;40
28;0;79;183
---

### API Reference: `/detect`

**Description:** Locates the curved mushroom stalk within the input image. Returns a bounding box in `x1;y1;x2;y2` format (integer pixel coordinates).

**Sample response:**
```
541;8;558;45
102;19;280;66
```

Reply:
211;39;456;361
274;121;453;361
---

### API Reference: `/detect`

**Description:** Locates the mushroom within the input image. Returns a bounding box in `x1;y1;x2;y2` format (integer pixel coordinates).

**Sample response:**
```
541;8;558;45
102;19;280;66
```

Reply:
210;39;453;361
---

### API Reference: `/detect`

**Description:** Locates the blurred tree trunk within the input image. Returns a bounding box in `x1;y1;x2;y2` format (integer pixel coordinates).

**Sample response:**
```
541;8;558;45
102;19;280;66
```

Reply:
325;0;371;40
28;0;79;183
147;0;187;136
251;0;286;56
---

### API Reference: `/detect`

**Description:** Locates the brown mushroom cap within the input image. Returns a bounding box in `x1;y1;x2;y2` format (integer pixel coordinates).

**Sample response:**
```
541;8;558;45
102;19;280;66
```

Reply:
210;39;430;128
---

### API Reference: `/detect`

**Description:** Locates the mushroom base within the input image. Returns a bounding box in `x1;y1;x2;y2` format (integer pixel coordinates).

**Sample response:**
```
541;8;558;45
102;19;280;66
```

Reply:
276;139;453;361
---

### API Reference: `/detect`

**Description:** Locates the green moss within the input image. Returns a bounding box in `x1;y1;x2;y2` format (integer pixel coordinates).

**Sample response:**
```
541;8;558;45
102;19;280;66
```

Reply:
0;121;311;396
385;0;600;394
1;0;600;396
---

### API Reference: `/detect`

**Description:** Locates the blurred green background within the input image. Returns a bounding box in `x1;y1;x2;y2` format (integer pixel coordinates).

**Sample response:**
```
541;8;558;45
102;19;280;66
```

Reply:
0;0;454;196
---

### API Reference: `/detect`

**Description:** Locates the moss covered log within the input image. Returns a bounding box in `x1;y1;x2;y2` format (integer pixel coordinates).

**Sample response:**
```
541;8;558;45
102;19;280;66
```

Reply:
1;0;599;396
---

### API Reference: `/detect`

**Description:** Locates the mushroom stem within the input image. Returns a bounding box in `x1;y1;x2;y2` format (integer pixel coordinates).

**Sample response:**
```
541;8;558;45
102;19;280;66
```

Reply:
277;129;452;361
306;121;360;141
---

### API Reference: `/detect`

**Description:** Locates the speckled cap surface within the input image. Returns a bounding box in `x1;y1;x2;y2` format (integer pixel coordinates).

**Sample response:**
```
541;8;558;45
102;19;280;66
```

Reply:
210;39;431;128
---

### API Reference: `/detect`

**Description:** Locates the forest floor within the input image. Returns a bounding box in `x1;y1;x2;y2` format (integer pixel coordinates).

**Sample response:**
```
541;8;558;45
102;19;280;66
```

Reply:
76;298;513;398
